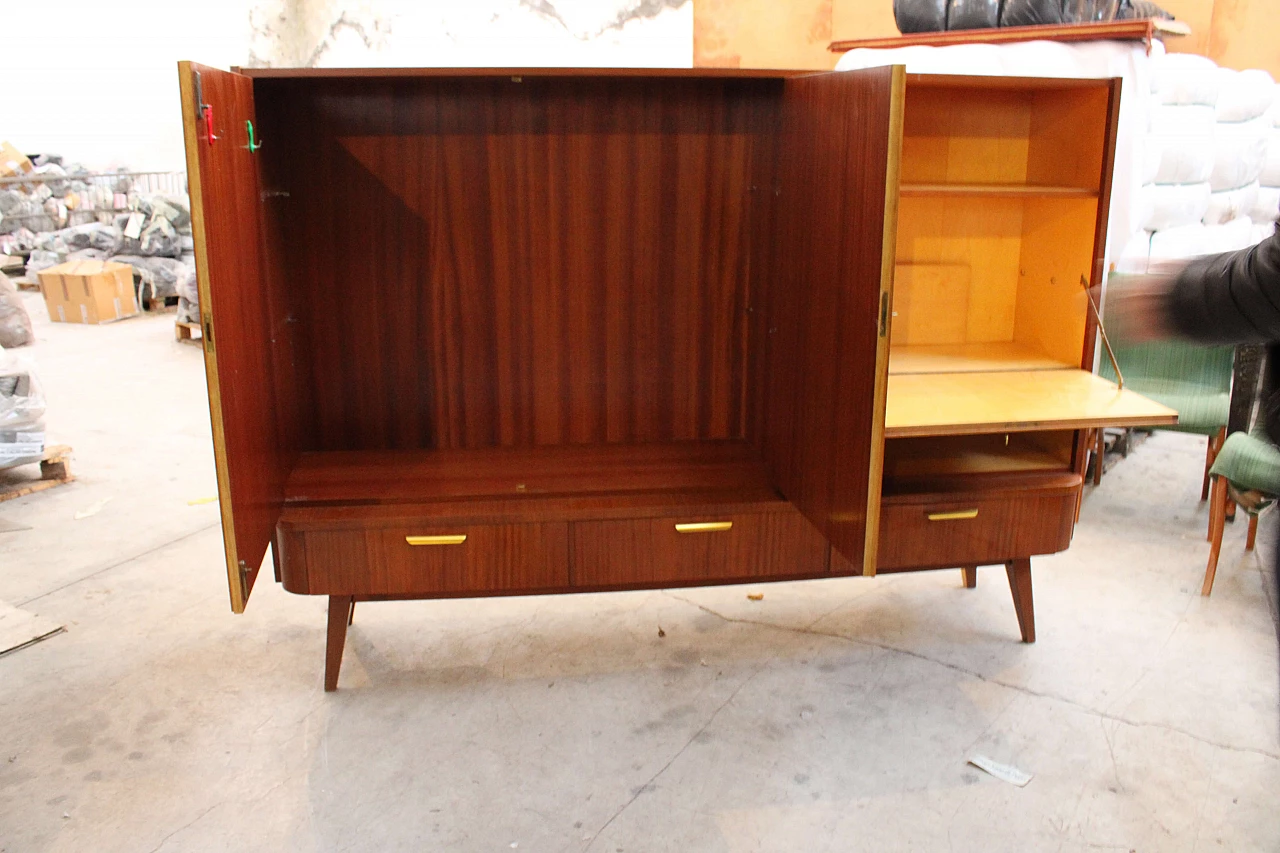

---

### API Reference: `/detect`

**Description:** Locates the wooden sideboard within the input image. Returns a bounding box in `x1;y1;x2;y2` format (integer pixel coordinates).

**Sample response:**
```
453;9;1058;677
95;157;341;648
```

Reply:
178;63;1175;690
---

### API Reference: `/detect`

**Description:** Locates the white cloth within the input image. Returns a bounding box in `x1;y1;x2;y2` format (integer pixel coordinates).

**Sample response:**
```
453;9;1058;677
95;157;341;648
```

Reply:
1148;131;1214;185
1204;182;1261;225
1215;68;1275;123
1138;182;1212;231
1208;117;1269;191
1149;52;1219;106
1261;129;1280;187
1249;185;1280;223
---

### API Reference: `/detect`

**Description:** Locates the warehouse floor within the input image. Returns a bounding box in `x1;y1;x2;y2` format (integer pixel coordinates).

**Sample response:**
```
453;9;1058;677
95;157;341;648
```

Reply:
1;292;1278;853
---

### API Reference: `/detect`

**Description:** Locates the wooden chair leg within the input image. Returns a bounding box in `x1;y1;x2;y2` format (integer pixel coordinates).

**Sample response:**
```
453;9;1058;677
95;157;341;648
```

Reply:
1246;513;1258;552
1005;559;1035;643
348;599;356;626
1202;428;1225;501
325;595;354;692
1093;429;1105;486
962;566;977;589
1203;476;1229;596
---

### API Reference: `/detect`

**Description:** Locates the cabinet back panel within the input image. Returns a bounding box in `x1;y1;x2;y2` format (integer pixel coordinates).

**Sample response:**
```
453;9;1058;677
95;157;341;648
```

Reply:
902;88;1032;185
255;77;779;451
894;196;1023;345
901;82;1110;191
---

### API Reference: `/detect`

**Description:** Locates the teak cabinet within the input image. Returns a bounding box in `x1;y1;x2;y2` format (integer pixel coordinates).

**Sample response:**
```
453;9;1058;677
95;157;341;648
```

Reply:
178;63;1175;690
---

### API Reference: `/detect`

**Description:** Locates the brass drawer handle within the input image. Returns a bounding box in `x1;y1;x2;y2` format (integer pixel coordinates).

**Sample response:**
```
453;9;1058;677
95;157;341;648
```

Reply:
405;534;468;546
927;509;979;521
675;521;734;533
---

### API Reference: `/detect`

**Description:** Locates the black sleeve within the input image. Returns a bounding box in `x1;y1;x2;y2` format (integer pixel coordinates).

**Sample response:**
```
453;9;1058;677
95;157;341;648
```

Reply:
1166;230;1280;345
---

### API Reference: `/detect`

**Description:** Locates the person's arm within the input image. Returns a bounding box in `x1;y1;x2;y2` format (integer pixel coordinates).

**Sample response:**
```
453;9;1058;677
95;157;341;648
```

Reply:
1165;230;1280;345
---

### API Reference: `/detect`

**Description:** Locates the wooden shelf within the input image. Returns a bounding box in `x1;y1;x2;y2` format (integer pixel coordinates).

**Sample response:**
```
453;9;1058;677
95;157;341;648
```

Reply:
889;342;1074;375
285;440;781;506
885;369;1178;438
830;18;1189;53
899;184;1098;199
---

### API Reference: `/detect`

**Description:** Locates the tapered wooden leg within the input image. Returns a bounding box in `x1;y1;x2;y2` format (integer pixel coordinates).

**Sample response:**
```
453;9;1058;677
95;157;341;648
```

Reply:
1093;429;1105;486
1005;559;1035;643
962;566;978;589
1202;428;1224;501
1246;513;1258;551
1203;476;1229;596
325;595;354;692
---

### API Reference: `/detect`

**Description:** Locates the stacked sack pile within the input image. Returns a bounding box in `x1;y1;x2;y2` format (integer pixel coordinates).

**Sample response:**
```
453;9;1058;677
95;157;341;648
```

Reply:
1131;55;1277;270
0;347;45;472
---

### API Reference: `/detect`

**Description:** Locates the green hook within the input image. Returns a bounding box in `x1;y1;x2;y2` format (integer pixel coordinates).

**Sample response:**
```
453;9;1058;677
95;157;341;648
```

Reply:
245;120;262;152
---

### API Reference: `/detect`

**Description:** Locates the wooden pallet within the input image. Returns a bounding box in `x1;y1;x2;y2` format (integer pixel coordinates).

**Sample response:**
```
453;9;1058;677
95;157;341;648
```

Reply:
0;445;74;503
175;320;203;346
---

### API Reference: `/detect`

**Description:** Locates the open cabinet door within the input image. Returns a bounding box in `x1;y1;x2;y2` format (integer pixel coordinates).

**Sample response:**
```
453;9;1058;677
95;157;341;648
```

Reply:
179;62;290;612
760;65;905;576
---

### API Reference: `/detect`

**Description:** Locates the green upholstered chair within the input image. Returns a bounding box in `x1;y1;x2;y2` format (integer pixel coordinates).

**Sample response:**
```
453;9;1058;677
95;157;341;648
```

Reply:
1096;339;1235;497
1203;427;1280;595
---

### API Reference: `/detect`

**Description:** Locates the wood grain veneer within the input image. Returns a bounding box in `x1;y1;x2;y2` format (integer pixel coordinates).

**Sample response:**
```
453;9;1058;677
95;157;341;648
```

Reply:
179;63;298;612
254;75;783;453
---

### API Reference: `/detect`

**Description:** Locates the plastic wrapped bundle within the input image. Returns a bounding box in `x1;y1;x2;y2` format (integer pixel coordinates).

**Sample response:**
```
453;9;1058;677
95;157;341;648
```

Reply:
894;0;948;33
25;250;63;279
1148;132;1214;184
1203;216;1256;253
1209;118;1268;191
109;255;190;299
1150;53;1219;106
0;273;33;348
1215;68;1275;123
67;248;108;262
1149;223;1211;261
1261;130;1280;187
1138;182;1212;231
947;0;1000;29
61;222;123;253
0;349;45;470
1001;0;1064;27
1249;186;1280;223
176;262;200;324
1254;222;1278;243
1150;104;1216;136
31;163;69;196
1203;182;1261;225
136;195;191;231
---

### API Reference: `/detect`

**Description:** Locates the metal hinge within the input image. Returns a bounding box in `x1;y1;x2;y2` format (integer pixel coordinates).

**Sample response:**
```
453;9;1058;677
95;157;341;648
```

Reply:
238;560;250;590
879;291;890;337
202;313;214;352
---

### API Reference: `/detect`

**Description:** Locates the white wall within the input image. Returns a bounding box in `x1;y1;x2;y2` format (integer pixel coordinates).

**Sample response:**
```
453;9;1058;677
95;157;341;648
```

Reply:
3;0;692;174
1;0;253;172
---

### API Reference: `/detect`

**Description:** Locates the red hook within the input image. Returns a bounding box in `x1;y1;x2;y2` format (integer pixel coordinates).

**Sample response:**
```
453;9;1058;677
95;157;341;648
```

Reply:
201;103;217;146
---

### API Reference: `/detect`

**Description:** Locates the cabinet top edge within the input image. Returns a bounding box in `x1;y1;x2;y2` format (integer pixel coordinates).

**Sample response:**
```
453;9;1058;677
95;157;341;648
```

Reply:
226;66;817;80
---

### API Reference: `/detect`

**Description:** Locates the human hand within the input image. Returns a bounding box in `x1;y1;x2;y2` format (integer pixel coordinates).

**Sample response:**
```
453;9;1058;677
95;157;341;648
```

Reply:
1101;272;1178;344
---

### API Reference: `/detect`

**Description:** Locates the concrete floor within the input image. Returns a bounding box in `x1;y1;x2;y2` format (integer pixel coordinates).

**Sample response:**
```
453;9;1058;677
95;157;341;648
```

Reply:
1;290;1278;853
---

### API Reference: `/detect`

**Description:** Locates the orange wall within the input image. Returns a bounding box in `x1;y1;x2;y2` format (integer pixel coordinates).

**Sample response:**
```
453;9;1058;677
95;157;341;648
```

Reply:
694;0;837;69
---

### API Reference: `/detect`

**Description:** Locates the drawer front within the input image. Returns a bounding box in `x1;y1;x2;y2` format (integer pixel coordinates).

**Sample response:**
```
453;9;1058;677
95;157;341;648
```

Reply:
572;510;829;588
282;523;570;596
876;487;1078;572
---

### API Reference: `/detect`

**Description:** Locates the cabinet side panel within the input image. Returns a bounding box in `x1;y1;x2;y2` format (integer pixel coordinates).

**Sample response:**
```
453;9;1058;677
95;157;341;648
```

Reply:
758;66;902;573
179;62;296;612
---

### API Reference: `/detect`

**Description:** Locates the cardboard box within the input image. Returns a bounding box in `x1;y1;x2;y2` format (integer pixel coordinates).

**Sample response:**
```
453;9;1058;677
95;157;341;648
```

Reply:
0;141;31;179
37;261;138;325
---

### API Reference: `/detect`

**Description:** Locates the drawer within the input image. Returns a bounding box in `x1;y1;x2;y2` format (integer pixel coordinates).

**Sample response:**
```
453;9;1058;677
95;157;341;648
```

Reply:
876;472;1082;572
572;510;829;588
279;522;570;596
